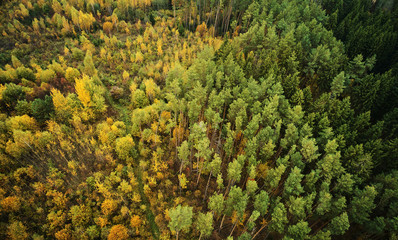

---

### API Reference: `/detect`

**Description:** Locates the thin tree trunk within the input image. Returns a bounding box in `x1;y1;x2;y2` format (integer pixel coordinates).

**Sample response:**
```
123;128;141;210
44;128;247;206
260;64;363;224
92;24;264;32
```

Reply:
204;171;212;199
219;214;226;232
214;4;221;37
229;220;238;236
196;158;203;186
251;222;268;240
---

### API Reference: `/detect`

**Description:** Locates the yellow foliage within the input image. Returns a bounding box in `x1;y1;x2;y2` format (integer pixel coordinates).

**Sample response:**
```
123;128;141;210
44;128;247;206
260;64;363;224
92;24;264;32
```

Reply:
131;192;141;203
115;135;135;160
100;47;106;58
0;84;6;101
74;75;92;110
52;0;62;14
96;217;108;228
65;67;80;82
178;173;188;189
101;199;118;216
257;163;270;179
125;38;132;49
7;221;28;240
196;22;208;37
135;51;144;63
6;115;38;132
51;89;69;115
103;22;113;35
157;39;163;56
144;78;159;99
122;70;130;81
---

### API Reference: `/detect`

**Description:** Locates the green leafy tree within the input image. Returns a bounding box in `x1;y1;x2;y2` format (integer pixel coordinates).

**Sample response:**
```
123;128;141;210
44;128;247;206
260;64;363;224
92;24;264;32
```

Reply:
168;205;193;240
196;212;213;240
83;50;97;76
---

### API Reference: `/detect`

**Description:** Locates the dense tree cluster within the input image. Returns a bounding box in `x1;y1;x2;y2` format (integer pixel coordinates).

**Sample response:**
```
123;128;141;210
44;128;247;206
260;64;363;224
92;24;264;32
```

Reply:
0;0;397;239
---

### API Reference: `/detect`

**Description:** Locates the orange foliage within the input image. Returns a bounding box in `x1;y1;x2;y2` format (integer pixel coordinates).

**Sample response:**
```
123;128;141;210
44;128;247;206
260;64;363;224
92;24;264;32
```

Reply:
55;228;71;240
196;22;208;37
130;214;142;228
1;196;21;212
108;224;129;240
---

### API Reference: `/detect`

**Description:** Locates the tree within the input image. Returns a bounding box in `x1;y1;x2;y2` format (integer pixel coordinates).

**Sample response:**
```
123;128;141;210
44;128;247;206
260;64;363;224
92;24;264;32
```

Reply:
225;186;249;235
350;186;377;224
115;135;135;161
103;22;113;35
168;205;193;240
130;215;142;234
83;50;97;76
331;71;346;97
284;166;304;197
108;225;129;240
74;74;106;120
329;212;350;235
40;69;56;83
208;193;224;217
204;154;222;198
196;212;213;240
270;202;288;234
177;140;189;175
1;83;25;112
227;159;242;186
101;199;118;216
31;95;54;123
65;67;80;82
287;220;311;240
7;221;28;240
254;191;269;216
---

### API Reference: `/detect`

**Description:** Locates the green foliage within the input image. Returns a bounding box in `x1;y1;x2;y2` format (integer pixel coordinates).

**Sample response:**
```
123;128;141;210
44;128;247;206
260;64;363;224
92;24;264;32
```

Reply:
168;205;193;235
195;212;213;239
1;83;25;112
0;0;397;239
270;202;288;234
31;95;54;122
16;67;35;81
40;69;56;82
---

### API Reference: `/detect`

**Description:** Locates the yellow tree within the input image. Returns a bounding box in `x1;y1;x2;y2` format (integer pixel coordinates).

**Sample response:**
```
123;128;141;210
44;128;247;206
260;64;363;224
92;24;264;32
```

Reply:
103;22;113;35
74;75;106;121
144;78;160;101
157;39;163;56
51;89;73;121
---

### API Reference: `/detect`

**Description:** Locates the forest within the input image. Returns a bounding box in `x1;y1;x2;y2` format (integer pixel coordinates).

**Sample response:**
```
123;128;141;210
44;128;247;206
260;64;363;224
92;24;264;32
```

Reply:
0;0;397;239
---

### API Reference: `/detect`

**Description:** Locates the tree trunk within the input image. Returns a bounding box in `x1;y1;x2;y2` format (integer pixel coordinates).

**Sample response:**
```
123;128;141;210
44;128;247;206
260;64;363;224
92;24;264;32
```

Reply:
219;214;226;232
196;158;204;187
229;220;238;236
251;223;267;240
204;171;212;199
214;4;221;37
